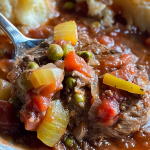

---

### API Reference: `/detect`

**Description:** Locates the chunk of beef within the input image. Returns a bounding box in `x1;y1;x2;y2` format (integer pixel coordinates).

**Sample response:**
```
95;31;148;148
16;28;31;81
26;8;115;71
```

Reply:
8;36;54;84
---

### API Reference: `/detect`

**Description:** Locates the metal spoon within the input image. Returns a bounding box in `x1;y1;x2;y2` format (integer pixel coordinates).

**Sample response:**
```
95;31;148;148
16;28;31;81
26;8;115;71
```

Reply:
0;13;44;59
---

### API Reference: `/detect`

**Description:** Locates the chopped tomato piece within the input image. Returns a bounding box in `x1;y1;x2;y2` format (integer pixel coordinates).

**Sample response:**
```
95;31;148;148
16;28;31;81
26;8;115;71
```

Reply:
97;100;119;126
101;88;128;103
99;53;135;75
64;51;93;77
99;55;122;74
121;54;135;64
110;64;137;81
99;35;114;47
33;95;49;112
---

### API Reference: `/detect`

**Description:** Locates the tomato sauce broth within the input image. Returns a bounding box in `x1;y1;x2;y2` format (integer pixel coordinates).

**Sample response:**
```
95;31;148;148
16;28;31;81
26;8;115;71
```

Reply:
0;2;150;150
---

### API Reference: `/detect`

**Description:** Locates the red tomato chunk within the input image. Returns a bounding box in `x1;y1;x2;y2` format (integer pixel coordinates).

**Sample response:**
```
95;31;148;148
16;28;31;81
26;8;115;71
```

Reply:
32;95;49;112
111;64;137;81
97;100;119;126
99;35;114;47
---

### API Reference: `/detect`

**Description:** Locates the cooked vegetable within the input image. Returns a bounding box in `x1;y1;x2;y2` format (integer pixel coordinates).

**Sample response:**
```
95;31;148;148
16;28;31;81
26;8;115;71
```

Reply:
91;22;101;28
66;77;76;88
99;35;114;47
37;100;69;147
17;72;33;91
32;95;49;112
72;94;85;103
91;76;100;98
27;62;39;69
64;51;94;77
88;58;100;67
76;51;93;60
54;21;78;46
26;67;63;88
64;137;74;147
88;98;101;120
62;44;75;57
48;44;64;61
64;2;74;10
103;73;146;94
73;122;86;142
97;100;119;126
0;79;12;100
39;74;64;97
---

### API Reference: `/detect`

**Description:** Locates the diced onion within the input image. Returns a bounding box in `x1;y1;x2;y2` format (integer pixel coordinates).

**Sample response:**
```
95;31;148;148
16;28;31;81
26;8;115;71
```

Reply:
37;100;69;147
54;21;78;46
91;76;100;98
88;98;101;120
88;58;100;67
54;60;64;69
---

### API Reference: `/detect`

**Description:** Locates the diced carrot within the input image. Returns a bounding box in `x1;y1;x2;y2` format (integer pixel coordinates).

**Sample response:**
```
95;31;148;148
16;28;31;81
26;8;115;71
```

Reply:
64;51;93;77
33;95;49;112
40;81;63;97
40;82;56;97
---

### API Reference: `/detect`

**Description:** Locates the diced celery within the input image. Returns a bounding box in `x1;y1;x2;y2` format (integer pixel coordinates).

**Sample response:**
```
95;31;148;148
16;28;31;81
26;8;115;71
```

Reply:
37;100;69;147
26;67;63;89
29;69;55;88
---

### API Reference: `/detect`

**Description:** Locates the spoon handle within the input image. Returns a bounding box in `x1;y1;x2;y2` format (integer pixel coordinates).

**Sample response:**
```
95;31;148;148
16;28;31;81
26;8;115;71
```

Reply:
0;13;26;44
0;13;44;59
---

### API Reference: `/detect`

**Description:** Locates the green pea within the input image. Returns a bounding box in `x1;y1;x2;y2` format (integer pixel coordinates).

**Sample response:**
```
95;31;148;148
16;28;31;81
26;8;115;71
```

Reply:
48;44;64;61
62;44;75;57
72;94;85;103
64;2;74;10
76;51;92;60
66;77;76;88
64;137;74;147
91;22;101;28
27;62;39;69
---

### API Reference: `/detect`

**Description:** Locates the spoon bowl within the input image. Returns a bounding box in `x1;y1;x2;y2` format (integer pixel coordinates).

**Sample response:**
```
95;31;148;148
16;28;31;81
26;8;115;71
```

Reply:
0;13;44;59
